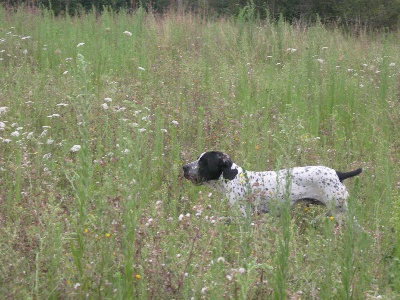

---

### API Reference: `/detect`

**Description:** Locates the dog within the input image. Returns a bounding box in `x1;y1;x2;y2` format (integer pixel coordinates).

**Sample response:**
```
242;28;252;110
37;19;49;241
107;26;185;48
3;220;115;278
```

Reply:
183;151;362;224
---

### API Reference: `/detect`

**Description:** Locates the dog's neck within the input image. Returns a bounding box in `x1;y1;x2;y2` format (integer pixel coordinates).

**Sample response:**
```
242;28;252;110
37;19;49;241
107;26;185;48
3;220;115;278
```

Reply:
204;163;244;192
230;163;244;176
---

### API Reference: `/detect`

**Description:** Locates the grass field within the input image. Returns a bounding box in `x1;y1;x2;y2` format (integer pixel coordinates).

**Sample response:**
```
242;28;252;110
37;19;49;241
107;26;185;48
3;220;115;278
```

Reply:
0;6;399;299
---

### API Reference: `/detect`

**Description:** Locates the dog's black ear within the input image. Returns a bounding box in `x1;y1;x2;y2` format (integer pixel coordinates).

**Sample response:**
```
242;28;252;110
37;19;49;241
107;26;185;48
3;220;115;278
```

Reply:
220;154;238;180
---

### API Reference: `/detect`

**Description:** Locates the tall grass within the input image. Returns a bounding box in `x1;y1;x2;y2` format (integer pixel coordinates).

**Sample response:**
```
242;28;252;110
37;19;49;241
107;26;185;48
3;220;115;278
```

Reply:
0;6;399;299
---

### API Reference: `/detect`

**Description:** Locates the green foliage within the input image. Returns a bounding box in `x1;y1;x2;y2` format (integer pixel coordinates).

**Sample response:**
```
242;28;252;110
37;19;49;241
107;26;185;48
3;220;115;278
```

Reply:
0;7;399;299
2;0;400;29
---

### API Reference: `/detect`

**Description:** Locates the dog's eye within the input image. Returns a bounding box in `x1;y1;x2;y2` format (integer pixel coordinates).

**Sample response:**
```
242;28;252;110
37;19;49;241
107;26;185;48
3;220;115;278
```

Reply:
197;152;207;161
198;157;207;166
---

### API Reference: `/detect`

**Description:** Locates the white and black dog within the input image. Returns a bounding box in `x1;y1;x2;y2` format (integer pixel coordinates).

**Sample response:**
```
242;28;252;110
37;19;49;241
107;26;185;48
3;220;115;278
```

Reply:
183;151;362;224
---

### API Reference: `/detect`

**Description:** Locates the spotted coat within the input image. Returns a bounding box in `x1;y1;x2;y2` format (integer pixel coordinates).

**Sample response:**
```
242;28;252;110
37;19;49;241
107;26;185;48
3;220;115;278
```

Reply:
183;151;362;223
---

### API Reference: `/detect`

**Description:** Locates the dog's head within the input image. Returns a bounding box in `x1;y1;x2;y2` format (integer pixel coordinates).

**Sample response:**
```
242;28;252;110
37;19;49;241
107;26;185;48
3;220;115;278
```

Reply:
182;151;239;185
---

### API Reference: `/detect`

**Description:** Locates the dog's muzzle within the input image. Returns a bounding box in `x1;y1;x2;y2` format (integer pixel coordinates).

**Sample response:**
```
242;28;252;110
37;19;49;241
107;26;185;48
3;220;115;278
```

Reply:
182;161;202;185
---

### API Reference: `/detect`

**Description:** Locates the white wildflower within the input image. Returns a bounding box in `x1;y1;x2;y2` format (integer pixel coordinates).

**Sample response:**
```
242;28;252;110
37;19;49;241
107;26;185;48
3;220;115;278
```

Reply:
123;31;132;36
147;218;153;225
238;267;246;274
74;283;81;289
26;132;34;139
138;128;146;133
104;97;112;102
317;58;324;64
141;116;150;121
138;67;145;71
287;48;297;53
321;46;328;50
47;139;54;144
63;71;68;75
389;63;396;67
178;214;184;221
216;257;225;263
57;103;68;107
226;275;232;281
2;139;11;143
113;106;126;112
10;131;19;137
0;122;5;130
101;103;108;110
76;42;85;47
47;114;60;118
161;128;168;133
122;149;130;154
171;120;179;125
0;107;8;114
22;49;28;55
43;153;51;160
70;145;81;152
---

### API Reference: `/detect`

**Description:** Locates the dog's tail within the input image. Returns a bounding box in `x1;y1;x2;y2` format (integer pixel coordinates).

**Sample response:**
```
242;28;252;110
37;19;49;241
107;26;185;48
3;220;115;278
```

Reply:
336;168;362;182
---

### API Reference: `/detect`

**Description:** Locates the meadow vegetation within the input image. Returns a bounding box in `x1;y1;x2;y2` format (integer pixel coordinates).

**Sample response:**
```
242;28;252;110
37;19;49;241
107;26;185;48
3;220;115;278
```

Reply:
0;6;399;299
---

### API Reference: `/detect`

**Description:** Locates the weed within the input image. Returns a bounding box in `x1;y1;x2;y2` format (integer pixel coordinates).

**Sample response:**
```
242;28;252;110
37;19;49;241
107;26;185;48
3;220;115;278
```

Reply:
0;6;399;299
